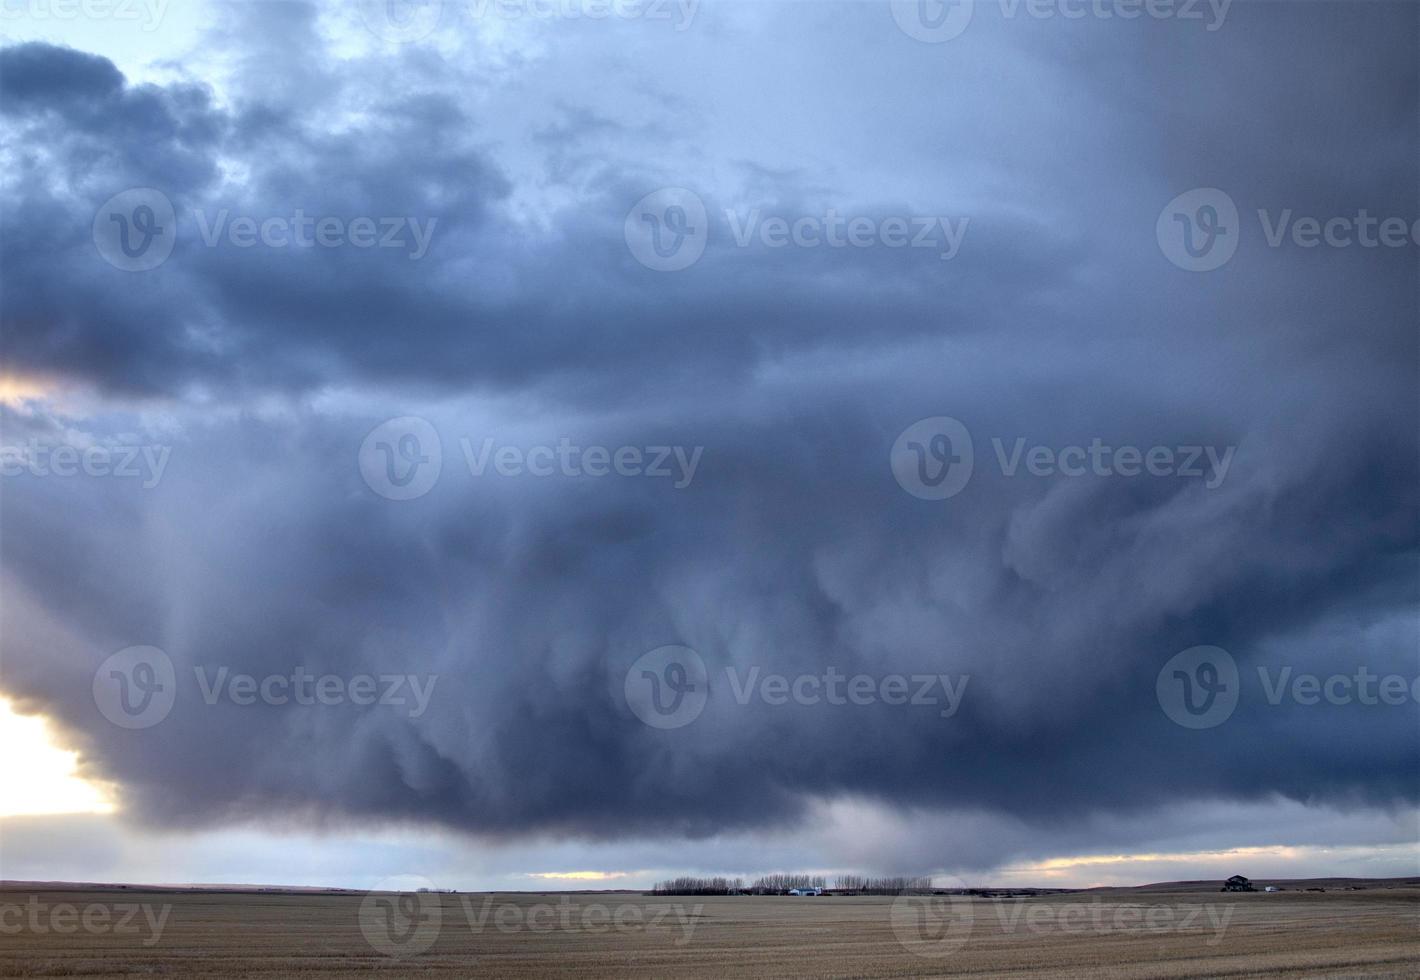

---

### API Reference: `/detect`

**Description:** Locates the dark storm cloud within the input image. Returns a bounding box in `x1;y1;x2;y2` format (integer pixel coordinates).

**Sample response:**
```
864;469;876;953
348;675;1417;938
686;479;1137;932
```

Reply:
0;0;1415;866
0;41;122;102
0;4;1077;401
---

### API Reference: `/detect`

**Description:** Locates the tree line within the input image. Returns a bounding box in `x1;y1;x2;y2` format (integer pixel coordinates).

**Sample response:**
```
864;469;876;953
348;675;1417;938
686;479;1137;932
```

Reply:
649;874;934;896
650;876;745;895
832;875;934;894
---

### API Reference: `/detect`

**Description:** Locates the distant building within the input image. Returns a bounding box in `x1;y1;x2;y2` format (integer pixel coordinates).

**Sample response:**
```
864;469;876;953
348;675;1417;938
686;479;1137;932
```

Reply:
787;887;822;896
1222;875;1256;892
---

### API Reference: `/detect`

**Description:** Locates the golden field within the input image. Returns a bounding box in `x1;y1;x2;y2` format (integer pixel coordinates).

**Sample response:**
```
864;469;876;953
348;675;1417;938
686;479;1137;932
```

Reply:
1;883;1417;978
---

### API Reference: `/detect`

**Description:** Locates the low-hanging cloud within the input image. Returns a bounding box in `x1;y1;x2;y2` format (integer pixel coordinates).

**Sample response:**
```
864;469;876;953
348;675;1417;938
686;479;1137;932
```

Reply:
0;0;1415;870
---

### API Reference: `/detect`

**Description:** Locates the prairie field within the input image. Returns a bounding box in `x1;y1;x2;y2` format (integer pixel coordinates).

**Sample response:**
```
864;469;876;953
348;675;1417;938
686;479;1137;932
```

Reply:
1;883;1417;979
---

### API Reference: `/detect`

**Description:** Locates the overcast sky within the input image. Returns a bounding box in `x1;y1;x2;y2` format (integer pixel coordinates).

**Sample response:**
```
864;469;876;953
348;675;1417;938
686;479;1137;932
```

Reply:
0;0;1416;890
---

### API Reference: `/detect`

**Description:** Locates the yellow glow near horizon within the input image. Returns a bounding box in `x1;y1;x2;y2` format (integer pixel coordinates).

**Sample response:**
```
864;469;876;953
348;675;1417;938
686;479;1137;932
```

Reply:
0;374;49;406
994;844;1324;887
0;698;115;817
1016;845;1304;873
525;871;631;881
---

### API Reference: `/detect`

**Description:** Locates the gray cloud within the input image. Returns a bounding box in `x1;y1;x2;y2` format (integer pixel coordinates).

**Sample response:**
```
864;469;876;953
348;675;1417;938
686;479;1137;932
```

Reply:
0;0;1415;873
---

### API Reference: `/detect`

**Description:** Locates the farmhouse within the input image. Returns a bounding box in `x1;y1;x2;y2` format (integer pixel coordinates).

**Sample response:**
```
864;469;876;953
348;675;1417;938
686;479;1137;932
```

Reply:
1222;875;1256;892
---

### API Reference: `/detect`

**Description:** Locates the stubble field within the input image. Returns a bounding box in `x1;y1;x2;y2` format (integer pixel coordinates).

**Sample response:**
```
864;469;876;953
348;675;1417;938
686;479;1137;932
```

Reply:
1;883;1417;978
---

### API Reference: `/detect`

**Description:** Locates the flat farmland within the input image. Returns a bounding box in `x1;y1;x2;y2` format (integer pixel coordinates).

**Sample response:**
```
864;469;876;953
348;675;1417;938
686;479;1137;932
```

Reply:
1;885;1417;978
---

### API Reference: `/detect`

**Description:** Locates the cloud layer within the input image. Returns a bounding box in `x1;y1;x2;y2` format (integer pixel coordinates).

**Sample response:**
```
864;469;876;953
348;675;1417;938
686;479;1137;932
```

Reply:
1;0;1415;874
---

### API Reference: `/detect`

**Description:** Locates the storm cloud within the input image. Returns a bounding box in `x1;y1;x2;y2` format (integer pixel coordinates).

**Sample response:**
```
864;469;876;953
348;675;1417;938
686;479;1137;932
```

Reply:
0;0;1415;874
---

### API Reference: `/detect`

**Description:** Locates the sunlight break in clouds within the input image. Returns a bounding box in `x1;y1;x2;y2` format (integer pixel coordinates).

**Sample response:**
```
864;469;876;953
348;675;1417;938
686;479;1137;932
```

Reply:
0;698;113;817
